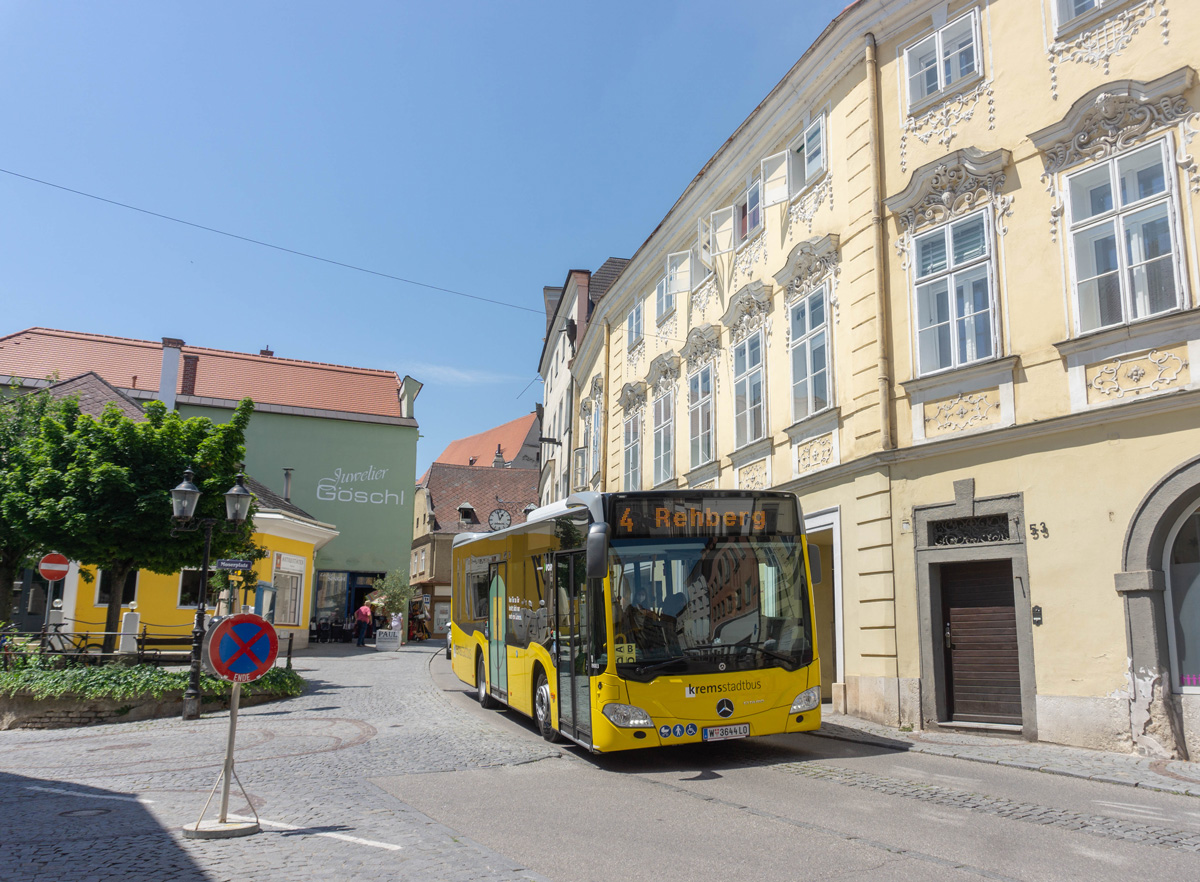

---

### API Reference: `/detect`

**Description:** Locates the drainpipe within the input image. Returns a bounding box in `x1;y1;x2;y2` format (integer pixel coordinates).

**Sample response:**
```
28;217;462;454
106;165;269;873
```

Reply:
865;33;894;450
601;320;612;490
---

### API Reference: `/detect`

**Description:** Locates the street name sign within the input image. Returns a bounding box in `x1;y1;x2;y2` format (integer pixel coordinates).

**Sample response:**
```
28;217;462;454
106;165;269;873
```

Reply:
203;613;278;683
38;553;70;582
215;559;254;571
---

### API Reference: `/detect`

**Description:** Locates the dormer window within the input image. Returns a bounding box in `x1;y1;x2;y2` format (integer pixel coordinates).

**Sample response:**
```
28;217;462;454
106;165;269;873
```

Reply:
457;502;475;523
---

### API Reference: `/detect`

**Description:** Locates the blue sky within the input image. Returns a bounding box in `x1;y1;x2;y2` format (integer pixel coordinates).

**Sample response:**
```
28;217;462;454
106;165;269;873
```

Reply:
0;1;850;477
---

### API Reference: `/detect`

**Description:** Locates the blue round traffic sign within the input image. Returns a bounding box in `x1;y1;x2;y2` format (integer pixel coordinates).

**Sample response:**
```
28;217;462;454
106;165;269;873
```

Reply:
203;613;279;683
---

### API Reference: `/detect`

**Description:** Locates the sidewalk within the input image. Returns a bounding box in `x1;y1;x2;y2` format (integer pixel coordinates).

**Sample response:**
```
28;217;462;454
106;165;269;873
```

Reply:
816;710;1200;797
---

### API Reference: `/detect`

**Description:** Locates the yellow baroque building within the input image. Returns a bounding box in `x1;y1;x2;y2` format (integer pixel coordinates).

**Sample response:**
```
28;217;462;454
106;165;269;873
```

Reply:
556;0;1200;756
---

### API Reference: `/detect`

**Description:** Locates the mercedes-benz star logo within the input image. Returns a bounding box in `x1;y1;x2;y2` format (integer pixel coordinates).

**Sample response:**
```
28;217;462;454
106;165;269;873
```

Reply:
716;698;734;718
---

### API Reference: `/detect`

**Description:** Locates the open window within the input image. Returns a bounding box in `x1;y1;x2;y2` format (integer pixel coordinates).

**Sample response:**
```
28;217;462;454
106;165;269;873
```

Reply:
710;206;735;256
654;276;672;322
736;179;763;244
904;11;980;107
788;116;826;195
667;250;696;301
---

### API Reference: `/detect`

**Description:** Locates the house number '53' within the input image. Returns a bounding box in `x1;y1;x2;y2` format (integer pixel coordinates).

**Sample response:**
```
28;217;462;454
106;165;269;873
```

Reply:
1029;522;1049;540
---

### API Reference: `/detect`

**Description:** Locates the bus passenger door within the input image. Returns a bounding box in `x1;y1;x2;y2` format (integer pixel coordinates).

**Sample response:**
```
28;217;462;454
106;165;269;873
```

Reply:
554;550;591;744
488;562;508;703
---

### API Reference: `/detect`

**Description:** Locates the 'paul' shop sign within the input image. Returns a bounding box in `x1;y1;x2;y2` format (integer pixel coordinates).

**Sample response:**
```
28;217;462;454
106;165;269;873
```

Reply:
317;465;403;506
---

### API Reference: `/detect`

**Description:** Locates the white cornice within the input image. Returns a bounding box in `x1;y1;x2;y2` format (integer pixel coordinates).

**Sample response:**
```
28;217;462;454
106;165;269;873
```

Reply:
254;511;340;550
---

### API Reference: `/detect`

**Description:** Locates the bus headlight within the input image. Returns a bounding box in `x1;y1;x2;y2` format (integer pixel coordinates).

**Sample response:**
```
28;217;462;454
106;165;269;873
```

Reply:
790;687;820;713
602;703;654;728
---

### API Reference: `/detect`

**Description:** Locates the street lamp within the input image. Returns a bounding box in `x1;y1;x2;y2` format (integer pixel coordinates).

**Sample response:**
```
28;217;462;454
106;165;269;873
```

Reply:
171;469;253;720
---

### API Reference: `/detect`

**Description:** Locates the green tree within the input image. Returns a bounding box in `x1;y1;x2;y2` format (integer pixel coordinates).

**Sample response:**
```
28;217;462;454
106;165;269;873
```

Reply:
367;569;416;618
0;384;77;625
2;398;256;652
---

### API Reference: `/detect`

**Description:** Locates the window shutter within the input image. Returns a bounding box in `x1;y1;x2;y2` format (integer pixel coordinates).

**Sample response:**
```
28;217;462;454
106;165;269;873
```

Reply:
572;447;587;490
711;206;735;255
761;152;789;206
667;251;692;295
697;216;713;268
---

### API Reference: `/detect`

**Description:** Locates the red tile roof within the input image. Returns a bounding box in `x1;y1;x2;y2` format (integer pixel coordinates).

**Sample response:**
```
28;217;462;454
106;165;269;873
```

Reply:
421;463;539;534
434;413;537;467
0;327;409;420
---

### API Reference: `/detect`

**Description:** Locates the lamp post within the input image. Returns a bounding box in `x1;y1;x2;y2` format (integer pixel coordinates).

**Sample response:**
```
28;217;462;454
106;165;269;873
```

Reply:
171;468;253;721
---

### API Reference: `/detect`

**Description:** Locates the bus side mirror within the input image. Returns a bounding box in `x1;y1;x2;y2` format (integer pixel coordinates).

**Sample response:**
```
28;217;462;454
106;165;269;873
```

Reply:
587;523;609;580
807;545;822;585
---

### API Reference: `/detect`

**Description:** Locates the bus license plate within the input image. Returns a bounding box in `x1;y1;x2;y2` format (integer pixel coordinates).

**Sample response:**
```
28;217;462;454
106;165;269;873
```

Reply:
702;723;749;742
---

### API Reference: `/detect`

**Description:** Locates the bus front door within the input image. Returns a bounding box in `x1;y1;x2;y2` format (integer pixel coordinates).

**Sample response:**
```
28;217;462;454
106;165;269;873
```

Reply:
554;550;591;744
488;562;508;704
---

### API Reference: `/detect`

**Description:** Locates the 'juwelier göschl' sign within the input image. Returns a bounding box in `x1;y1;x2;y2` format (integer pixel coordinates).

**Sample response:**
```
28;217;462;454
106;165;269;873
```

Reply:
317;465;403;505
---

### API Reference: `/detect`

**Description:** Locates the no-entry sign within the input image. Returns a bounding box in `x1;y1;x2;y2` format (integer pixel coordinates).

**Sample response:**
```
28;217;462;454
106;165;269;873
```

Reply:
203;613;279;684
38;553;70;582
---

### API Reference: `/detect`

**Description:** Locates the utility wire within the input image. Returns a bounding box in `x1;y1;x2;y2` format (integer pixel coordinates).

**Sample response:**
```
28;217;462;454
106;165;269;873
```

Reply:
0;166;542;315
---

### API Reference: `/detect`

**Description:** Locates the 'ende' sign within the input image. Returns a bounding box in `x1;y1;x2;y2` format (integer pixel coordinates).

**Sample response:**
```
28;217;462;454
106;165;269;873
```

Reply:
317;465;404;506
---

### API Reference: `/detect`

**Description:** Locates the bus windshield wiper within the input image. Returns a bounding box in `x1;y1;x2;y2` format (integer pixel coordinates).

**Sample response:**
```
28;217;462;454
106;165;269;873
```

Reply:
743;642;800;669
635;655;689;675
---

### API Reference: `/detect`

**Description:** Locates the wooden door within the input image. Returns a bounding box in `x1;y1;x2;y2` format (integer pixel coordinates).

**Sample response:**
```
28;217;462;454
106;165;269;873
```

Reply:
941;560;1021;725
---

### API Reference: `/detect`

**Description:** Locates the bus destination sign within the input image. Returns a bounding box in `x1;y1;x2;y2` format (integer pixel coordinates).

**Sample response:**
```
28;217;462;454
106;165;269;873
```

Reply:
609;494;799;539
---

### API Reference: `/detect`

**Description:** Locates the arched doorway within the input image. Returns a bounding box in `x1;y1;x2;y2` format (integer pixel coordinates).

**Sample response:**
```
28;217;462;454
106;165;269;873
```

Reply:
1118;454;1200;759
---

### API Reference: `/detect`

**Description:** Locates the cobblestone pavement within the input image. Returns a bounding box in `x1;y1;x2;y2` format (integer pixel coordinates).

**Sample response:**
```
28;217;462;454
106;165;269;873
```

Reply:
815;712;1200;797
0;641;560;882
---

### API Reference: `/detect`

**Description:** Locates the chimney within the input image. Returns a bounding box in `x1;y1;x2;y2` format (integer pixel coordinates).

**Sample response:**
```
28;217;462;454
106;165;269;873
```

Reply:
260;346;274;357
283;468;294;502
493;444;505;468
398;375;423;419
159;338;185;410
181;354;199;396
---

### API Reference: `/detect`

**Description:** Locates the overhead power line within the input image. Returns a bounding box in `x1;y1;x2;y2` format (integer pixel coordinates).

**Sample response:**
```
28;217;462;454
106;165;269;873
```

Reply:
0;166;542;315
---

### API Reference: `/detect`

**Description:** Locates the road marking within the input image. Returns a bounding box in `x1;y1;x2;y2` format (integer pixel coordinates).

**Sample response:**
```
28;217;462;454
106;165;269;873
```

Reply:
25;785;153;804
1092;800;1169;821
227;814;402;851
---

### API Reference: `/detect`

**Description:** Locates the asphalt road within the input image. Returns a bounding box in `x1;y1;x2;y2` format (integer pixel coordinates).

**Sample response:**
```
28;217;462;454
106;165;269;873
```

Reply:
411;651;1200;882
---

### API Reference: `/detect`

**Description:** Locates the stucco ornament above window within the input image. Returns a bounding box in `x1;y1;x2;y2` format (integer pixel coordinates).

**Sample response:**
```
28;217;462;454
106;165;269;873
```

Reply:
731;231;768;288
720;281;775;347
588;374;604;400
1047;0;1171;102
1030;68;1197;239
886;147;1013;271
645;352;681;398
680;324;722;375
616;381;647;416
774;234;841;324
900;80;995;174
691;274;719;317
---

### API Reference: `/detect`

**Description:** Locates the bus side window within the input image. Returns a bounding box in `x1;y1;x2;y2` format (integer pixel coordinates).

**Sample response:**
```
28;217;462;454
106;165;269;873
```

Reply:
472;573;489;620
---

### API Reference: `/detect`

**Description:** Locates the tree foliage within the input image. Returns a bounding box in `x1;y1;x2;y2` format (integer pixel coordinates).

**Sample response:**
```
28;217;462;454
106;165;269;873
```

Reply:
1;397;256;650
366;569;416;617
0;384;78;625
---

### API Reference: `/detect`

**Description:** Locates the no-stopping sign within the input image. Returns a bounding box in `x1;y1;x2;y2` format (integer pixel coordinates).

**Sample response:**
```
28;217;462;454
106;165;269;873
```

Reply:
203;613;279;683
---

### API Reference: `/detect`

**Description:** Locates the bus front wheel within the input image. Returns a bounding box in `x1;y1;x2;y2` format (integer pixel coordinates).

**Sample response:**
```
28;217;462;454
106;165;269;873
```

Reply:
534;670;561;742
476;654;499;709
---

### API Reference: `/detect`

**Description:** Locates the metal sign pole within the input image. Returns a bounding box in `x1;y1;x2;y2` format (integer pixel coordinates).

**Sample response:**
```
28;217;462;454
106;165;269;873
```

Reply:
218;682;241;824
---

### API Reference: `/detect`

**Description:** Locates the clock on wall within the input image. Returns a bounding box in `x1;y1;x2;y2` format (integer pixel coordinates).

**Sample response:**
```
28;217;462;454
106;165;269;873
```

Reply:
488;509;512;531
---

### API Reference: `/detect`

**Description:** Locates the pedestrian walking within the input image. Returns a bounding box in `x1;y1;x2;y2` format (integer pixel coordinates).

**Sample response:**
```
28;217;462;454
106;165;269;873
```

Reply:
355;601;373;647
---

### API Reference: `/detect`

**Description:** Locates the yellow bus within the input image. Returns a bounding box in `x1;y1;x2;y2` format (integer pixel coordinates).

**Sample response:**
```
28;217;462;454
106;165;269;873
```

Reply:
448;490;821;752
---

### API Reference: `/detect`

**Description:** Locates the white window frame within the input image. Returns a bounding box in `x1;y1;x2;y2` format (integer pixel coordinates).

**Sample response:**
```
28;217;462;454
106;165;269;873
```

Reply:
178;568;205;609
735;178;763;246
654;276;672;323
667;250;695;304
590;405;602;479
653;392;674;486
95;569;139;607
710;205;735;256
697;217;714;272
626;302;642;348
789;284;832;423
788;115;826;198
572;447;587;491
732;331;766;448
688;364;714;469
904;11;981;109
623;413;641;491
1053;0;1100;32
269;570;303;627
911;209;997;376
1064;138;1185;336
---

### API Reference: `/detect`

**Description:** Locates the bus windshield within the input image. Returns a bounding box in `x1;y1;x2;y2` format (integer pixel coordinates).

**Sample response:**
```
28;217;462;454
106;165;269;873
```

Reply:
608;535;812;681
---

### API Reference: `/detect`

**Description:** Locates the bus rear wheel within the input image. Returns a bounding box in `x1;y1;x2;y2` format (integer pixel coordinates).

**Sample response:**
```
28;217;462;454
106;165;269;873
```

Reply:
476;654;499;709
534;670;561;742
